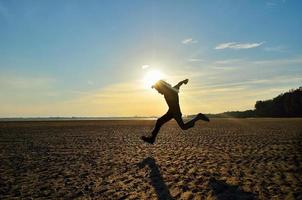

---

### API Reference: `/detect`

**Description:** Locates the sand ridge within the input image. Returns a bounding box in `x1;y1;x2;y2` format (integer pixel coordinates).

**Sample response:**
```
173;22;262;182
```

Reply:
0;119;301;199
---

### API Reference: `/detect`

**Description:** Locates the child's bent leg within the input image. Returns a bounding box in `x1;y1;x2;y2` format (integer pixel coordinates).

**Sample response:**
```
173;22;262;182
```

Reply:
174;114;200;130
151;112;173;140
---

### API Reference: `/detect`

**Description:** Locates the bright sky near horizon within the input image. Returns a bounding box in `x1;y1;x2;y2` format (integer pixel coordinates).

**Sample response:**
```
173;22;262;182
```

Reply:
0;0;302;117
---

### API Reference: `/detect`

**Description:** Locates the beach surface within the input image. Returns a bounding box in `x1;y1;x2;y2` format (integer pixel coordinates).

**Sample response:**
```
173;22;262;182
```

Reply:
0;118;301;199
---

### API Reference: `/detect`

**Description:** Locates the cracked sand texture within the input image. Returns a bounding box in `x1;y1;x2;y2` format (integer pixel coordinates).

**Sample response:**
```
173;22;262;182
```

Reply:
0;119;302;199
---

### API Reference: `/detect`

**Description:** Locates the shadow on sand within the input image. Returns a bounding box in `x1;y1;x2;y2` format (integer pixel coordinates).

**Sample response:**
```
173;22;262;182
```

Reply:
137;157;173;200
138;157;256;200
209;177;256;200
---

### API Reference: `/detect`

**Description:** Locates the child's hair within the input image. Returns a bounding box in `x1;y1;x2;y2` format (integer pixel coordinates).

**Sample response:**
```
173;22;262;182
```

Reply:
152;80;179;93
152;80;171;88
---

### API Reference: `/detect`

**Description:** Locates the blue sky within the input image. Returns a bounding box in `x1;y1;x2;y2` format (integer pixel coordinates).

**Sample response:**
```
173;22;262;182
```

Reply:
0;0;301;117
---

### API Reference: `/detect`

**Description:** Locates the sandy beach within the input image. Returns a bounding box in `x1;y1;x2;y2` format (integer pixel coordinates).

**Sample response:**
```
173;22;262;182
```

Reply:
0;118;301;199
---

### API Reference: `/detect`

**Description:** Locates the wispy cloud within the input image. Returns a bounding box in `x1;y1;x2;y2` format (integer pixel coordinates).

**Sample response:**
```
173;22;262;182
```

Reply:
211;66;237;71
0;73;58;111
0;74;56;90
214;59;243;65
182;38;198;45
266;0;286;7
187;58;203;62
58;81;166;117
215;42;265;50
87;80;94;85
210;56;302;68
185;75;301;98
266;2;277;7
263;46;287;52
141;65;150;69
181;76;301;113
252;57;302;65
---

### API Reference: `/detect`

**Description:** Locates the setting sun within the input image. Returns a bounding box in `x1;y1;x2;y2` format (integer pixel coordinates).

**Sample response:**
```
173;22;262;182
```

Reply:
143;69;164;88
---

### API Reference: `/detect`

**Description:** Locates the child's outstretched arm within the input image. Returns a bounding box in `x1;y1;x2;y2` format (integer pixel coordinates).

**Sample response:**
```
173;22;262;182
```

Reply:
173;79;189;90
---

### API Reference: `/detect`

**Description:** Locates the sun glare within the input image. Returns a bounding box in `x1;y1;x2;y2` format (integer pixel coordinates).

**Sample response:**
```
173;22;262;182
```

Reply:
143;69;164;88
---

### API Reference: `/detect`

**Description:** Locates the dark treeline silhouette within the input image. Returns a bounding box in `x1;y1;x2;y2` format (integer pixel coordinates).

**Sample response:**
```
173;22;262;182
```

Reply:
255;87;302;117
200;87;302;118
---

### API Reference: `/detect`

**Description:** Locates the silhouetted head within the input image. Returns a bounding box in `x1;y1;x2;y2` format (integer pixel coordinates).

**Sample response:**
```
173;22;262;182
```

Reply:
152;80;179;95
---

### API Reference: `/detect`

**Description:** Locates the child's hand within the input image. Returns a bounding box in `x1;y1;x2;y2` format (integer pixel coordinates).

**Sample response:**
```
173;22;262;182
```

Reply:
183;79;189;84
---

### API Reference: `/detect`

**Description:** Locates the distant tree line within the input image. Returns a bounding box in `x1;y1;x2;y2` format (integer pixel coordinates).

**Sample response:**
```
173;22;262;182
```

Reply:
255;87;302;117
204;87;302;118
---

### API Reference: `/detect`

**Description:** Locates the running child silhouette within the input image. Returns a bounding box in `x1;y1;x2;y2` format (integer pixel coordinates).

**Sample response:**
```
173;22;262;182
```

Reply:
141;79;209;144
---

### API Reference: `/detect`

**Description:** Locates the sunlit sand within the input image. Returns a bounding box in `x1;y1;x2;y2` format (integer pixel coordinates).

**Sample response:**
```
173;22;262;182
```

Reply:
1;119;301;199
